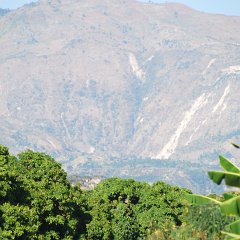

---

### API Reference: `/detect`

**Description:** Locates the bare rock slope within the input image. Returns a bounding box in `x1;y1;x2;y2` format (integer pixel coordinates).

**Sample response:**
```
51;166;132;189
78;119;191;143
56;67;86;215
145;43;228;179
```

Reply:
0;0;240;191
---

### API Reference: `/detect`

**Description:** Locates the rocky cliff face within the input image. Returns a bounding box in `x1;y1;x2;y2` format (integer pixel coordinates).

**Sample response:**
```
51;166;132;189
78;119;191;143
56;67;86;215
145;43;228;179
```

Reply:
0;0;239;191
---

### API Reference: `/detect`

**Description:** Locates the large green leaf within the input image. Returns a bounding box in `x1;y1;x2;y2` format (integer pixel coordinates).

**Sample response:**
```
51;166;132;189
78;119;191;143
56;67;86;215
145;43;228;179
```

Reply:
221;231;240;240
219;196;240;216
185;194;220;205
219;155;240;173
228;219;240;234
208;171;240;187
223;193;236;200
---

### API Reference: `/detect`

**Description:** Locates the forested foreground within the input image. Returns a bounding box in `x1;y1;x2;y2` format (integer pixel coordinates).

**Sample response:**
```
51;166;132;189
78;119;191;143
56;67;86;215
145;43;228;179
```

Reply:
0;144;238;239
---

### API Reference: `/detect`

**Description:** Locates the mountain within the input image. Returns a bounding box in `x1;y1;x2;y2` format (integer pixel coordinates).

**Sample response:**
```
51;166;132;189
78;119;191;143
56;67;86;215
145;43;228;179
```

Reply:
0;0;240;191
0;8;10;16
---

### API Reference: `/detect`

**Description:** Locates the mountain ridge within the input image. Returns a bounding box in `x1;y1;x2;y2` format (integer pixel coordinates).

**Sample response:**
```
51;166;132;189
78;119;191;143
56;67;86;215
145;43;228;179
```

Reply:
0;0;240;191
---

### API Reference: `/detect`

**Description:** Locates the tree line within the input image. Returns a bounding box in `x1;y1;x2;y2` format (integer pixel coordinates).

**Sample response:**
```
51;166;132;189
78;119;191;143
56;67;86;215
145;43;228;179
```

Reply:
0;144;238;239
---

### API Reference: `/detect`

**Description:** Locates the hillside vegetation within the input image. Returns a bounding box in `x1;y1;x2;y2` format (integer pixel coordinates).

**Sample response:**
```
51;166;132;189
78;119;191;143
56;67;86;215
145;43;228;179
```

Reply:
0;144;237;239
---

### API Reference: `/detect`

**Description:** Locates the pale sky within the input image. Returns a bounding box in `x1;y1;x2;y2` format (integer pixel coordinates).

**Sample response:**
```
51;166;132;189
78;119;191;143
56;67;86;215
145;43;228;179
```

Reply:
0;0;240;16
145;0;240;16
0;0;38;9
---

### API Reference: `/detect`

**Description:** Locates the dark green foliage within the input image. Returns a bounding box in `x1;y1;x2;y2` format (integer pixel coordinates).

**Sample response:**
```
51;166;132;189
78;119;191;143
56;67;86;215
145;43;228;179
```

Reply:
187;204;234;239
85;178;189;239
111;203;140;240
0;146;85;239
0;145;19;204
0;203;40;239
0;144;190;239
149;203;234;240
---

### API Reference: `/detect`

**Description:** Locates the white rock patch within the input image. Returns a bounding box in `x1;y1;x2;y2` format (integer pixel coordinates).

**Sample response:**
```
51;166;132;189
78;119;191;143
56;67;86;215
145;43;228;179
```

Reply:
61;112;71;141
222;65;240;74
129;53;145;81
47;139;57;149
142;55;154;65
202;58;216;75
185;118;208;146
212;85;230;114
88;146;95;154
156;93;209;159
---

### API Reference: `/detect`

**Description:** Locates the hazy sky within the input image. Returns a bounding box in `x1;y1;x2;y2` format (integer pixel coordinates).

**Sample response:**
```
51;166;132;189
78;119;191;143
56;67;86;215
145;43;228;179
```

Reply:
0;0;240;16
147;0;240;16
0;0;38;9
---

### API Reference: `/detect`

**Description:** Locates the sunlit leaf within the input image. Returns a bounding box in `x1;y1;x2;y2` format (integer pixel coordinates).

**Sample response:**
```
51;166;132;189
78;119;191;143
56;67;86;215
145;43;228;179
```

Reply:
185;194;220;205
228;219;240;235
208;171;240;187
219;196;240;216
219;155;240;173
221;231;240;240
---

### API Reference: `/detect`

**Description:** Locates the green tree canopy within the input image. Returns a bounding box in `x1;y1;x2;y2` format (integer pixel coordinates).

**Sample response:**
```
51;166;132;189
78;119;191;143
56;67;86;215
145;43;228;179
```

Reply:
0;146;86;239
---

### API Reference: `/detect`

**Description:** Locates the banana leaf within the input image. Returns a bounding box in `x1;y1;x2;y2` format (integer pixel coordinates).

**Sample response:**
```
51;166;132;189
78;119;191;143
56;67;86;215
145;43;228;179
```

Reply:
208;171;240;187
223;193;236;200
221;231;240;240
228;219;240;234
219;155;240;173
185;194;220;205
219;196;240;216
186;195;240;216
